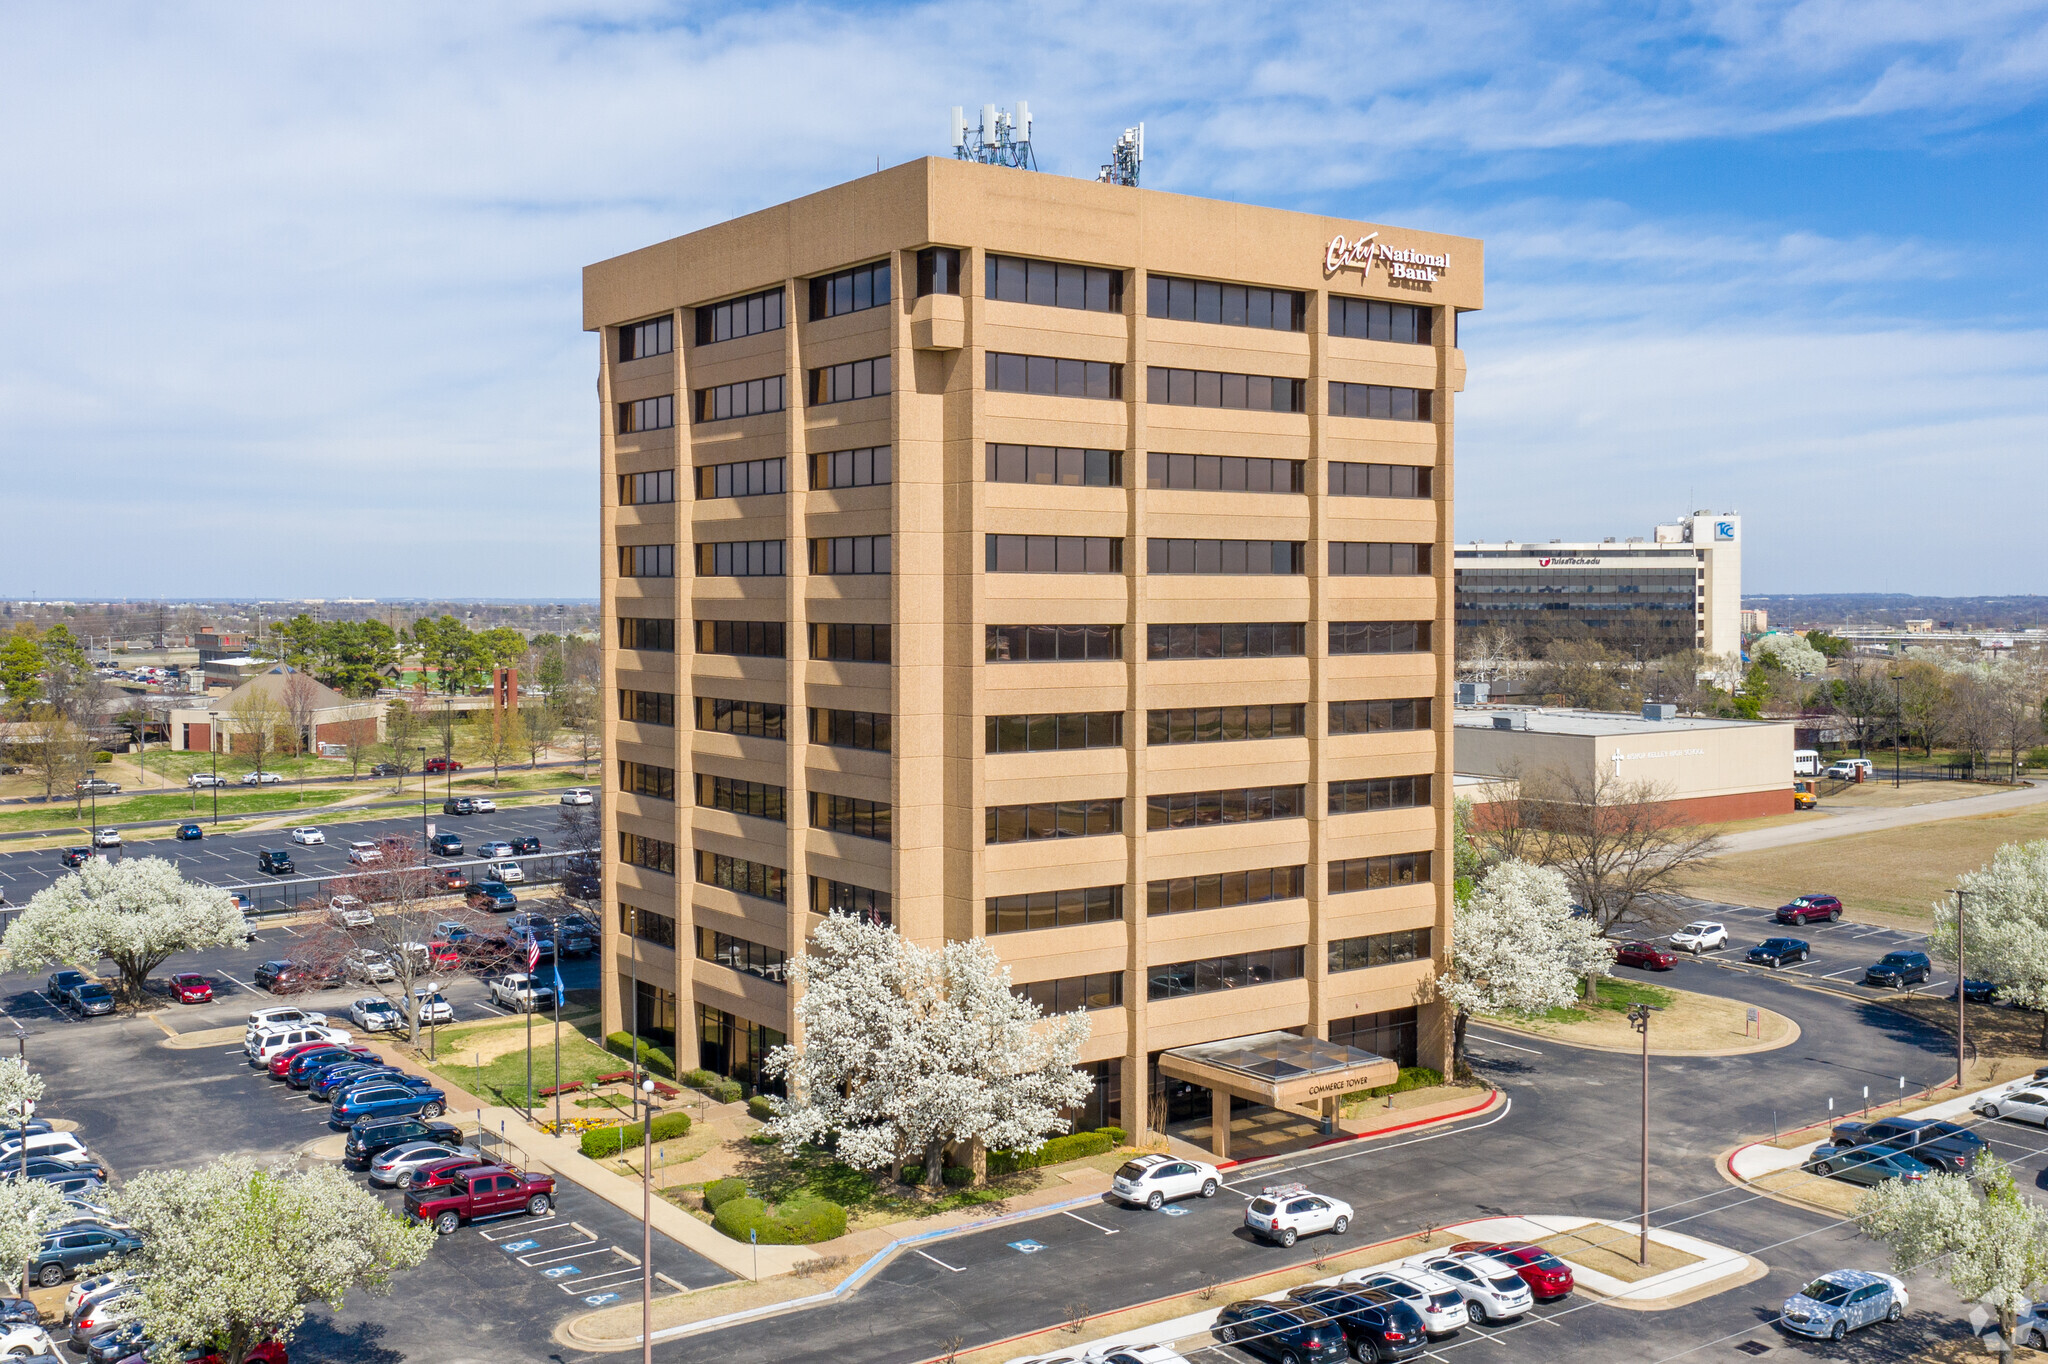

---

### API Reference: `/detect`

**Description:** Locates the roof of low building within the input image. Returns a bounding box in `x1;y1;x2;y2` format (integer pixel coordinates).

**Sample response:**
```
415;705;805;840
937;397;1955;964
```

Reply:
1453;706;1788;737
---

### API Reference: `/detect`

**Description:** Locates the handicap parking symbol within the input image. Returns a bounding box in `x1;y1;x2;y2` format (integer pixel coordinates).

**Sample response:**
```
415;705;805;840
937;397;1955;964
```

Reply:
583;1292;621;1306
501;1239;539;1253
1008;1239;1046;1254
543;1265;583;1279
1159;1206;1189;1217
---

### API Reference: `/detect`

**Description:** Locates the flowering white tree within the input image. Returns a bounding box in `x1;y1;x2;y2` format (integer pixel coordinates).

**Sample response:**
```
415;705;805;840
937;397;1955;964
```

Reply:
0;1177;63;1294
1437;859;1611;1074
1931;840;2048;1049
0;1057;44;1130
765;916;1093;1188
1;858;248;1003
110;1157;432;1364
1753;632;1828;677
1859;1156;2048;1361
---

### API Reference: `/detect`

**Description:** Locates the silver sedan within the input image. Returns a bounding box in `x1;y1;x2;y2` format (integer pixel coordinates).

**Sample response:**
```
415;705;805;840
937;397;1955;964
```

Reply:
367;1142;481;1189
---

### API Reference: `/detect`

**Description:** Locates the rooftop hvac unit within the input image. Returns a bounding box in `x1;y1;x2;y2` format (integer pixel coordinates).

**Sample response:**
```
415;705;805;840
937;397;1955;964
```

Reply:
1455;681;1490;705
1642;703;1677;722
1492;713;1530;731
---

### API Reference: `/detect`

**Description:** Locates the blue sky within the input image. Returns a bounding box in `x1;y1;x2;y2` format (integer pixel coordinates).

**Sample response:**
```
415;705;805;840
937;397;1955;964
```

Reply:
1;1;2043;598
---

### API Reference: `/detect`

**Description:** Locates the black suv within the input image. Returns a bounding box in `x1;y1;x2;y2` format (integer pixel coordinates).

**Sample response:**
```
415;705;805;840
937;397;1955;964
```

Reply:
1832;1117;1986;1173
344;1116;464;1166
257;848;295;875
511;835;540;855
1864;950;1931;988
369;763;404;777
1287;1286;1427;1362
1214;1300;1349;1364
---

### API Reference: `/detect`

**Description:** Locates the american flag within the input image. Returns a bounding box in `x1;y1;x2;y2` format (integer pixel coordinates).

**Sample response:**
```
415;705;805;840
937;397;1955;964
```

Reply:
525;936;541;972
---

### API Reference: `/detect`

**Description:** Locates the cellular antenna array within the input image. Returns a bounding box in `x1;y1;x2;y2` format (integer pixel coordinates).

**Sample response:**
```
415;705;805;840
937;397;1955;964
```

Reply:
951;103;1037;170
1098;123;1143;187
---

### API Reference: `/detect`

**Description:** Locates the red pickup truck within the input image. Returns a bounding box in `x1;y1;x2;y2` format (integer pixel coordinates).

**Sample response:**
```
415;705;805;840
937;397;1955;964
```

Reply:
404;1164;555;1233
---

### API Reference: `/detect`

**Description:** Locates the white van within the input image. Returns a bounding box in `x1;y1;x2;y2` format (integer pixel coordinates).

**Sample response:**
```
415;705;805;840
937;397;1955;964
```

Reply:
1793;750;1822;778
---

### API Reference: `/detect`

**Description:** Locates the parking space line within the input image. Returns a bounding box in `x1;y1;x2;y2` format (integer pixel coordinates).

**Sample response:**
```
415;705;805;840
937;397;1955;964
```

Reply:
1467;1030;1542;1054
1061;1210;1119;1234
1823;967;1859;979
915;1248;966;1272
519;1245;599;1267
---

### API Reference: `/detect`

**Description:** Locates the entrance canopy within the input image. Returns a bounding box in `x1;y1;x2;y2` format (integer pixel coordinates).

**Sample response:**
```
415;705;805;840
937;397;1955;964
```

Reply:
1159;1030;1398;1112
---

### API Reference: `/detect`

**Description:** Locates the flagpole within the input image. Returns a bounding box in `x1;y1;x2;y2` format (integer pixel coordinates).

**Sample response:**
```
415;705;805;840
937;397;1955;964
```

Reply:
524;936;539;1122
553;955;564;1133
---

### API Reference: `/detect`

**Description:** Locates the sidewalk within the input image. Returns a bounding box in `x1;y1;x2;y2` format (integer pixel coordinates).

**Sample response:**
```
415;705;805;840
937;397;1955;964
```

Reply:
1719;779;2046;855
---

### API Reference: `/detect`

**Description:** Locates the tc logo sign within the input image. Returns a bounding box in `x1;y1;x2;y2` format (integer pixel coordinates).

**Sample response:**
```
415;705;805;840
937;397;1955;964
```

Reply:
1714;521;1736;541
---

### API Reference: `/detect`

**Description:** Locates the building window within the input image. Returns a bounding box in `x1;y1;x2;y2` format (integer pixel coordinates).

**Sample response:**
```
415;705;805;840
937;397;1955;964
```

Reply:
1016;973;1124;1013
1147;865;1306;916
811;876;892;926
619;470;675;505
620;315;674;362
984;624;1121;663
1327;851;1433;895
617;395;675;434
1329;383;1433;422
1327;775;1433;815
1145;368;1304;413
1330;297;1433;345
1328;698;1432;735
1146;275;1304;331
695;287;784;346
697;928;788;983
985;535;1122;574
985;885;1124;934
986;353;1123;400
810;356;891;406
1146;453;1304;494
636;980;680;1046
618;833;677;875
1329;543;1432;576
1329;929;1430;975
696;697;785;740
917;246;962;297
810;708;891;753
1146;705;1304;745
617;545;673;578
697;774;787;822
619;617;676;653
1330;462;1431;499
1329;1007;1419;1067
696;458;786;500
619;689;676;726
696;540;786;577
695;1005;785;1097
696;619;784;658
618;761;675;801
810;622;891;663
811;446;891;490
811;791;892;842
1146;540;1304;575
984;799;1123;845
1328;620;1432;655
696;851;787;904
618;901;676;948
810;535;891;575
986;712;1122;754
809;260;890;320
986;254;1124;312
985;444;1121;488
1148;947;1306;1001
1146;623;1305;660
1145;785;1305;831
694;375;786;423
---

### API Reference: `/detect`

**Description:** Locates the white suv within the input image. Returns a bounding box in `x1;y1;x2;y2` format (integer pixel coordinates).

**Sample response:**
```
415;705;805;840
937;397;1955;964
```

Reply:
330;896;373;929
560;789;593;806
245;1007;326;1037
246;1024;349;1064
1243;1183;1351;1246
1408;1251;1534;1326
347;841;383;866
1671;921;1727;953
1109;1153;1220;1209
1342;1265;1471;1336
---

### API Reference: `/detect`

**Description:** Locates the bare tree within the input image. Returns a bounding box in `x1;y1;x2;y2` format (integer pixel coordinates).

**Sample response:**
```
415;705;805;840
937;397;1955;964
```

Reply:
17;707;74;805
1895;658;1954;759
280;670;321;757
1947;668;2001;776
473;707;522;788
1983;659;2046;781
556;800;599;858
432;700;459;763
1531;640;1633;712
1456;626;1523;683
382;699;421;790
339;704;380;780
559;682;598;772
226;689;288;779
520;701;559;769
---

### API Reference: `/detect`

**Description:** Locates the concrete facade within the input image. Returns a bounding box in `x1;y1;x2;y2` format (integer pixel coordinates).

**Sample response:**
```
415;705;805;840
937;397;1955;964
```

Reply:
584;157;1479;1142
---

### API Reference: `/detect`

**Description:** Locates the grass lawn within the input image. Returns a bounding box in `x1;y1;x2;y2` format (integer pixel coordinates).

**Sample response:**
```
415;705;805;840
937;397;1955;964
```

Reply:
1684;805;2048;924
426;1016;619;1108
0;786;355;834
1534;1225;1701;1282
1532;975;1675;1022
690;1140;1044;1230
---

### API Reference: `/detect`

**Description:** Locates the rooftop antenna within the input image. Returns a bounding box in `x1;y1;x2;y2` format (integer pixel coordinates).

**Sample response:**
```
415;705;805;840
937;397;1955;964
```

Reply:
1098;123;1143;187
949;102;1037;170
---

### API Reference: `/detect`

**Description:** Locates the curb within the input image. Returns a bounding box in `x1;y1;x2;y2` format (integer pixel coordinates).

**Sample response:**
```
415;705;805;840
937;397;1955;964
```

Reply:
1474;1008;1801;1058
1215;1087;1503;1170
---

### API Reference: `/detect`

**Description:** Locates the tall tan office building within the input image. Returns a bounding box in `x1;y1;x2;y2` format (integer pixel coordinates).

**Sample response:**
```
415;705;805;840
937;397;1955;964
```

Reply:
586;157;1479;1150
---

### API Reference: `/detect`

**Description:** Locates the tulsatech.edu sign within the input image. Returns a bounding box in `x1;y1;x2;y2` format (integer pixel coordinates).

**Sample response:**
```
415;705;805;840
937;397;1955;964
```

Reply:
1324;232;1451;283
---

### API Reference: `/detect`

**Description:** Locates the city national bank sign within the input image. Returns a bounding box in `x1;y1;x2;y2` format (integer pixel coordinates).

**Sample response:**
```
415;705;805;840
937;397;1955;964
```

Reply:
1324;232;1450;283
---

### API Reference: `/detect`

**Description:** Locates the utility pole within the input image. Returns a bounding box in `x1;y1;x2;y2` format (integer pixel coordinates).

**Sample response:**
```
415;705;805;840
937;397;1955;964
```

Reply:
1889;671;1904;789
640;1077;655;1364
1628;1003;1661;1265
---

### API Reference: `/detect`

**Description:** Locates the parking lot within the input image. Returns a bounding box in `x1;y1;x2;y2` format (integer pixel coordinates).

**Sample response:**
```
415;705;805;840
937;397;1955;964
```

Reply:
1651;895;1957;1002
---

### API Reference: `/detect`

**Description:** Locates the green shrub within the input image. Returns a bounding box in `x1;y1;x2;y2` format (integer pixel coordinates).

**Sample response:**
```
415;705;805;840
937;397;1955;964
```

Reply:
747;1094;777;1122
603;1033;677;1079
942;1165;974;1187
1098;1126;1128;1146
713;1195;769;1241
683;1068;719;1089
93;751;113;764
711;1193;846;1244
577;1110;691;1159
699;1077;742;1104
748;1130;778;1146
1345;1067;1444;1105
986;1128;1115;1177
704;1178;747;1212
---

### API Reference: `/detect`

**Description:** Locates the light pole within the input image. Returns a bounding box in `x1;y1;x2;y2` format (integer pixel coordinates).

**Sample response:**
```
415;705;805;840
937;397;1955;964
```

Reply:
640;1077;655;1364
210;739;219;826
1953;888;1973;1089
1627;1002;1661;1265
1889;671;1904;789
418;746;430;852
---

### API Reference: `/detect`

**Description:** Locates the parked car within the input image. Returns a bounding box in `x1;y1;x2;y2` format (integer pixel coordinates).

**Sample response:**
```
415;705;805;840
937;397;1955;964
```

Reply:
424;758;463;774
1341;1267;1470;1337
166;973;212;1004
429;833;463;857
1244;1184;1351;1247
0;1323;56;1357
289;827;325;846
341;950;396;984
1286;1285;1427;1363
412;990;454;1025
405;1165;556;1234
407;1152;493;1195
66;1292;140;1349
1793;788;1819;810
488;973;552;1012
0;1133;96;1166
240;771;283;786
475;840;514;859
1956;979;2001;1003
174;823;204;841
344;840;383;866
469;796;496;813
1446;1240;1574;1300
284;1045;373;1087
47;970;88;999
553;921;594;957
1109;1153;1220;1209
344;1116;464;1166
1832;1117;1986;1174
560;788;593;806
245;1006;326;1033
64;1268;133;1324
368;1141;482;1190
31;1226;142;1286
81;1320;145;1364
92;828;121;849
74;779;120;796
1211;1300;1348;1364
331;1082;447;1127
59;848;95;868
1863;950;1932;988
1803;1145;1932;1187
1613;941;1675;971
256;848;295;876
563;871;600;901
1747;937;1811;968
1407;1252;1533;1325
187;773;225;789
246;1025;350;1065
1779;1269;1906;1340
227;891;254;914
350;998;403;1033
1776;894;1843;925
468;882;517;912
436;867;470;891
60;983;115;1018
508;928;552;963
511;835;540;855
329;896;373;929
369;763;404;778
266;1038;361;1078
441;798;475;817
1669;921;1726;953
251;961;337;994
1974;1088;2048;1126
485;860;525;884
1823;759;1876;781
